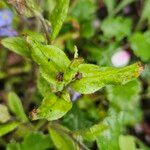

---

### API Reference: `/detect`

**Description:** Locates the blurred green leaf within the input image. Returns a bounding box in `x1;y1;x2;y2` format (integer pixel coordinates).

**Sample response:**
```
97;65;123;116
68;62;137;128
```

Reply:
130;31;150;61
101;16;132;41
7;141;21;150
70;0;96;22
0;104;10;123
75;123;107;141
107;79;141;102
119;135;136;150
49;125;76;150
80;21;95;38
104;0;115;15
21;132;53;150
1;37;31;58
63;104;94;130
136;138;150;150
7;132;53;150
8;92;28;122
71;62;143;94
50;0;70;40
96;110;125;150
86;43;118;66
32;92;72;121
107;80;142;125
141;0;150;22
0;122;19;137
119;135;150;150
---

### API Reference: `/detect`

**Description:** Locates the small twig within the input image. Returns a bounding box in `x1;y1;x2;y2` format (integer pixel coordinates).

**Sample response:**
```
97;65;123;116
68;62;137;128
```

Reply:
36;13;51;44
7;0;51;44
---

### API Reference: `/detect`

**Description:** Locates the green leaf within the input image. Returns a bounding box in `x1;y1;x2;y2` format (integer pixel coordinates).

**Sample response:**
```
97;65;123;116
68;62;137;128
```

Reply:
31;92;72;121
96;110;125;150
21;132;53;150
27;39;70;91
130;31;150;61
71;62;143;94
107;80;141;105
7;92;28;122
0;104;10;123
37;73;52;96
141;0;150;21
80;21;95;38
119;135;136;150
29;40;70;69
106;80;142;125
63;104;94;130
70;0;96;22
101;16;132;41
50;0;70;40
1;37;31;58
75;123;107;141
0;122;20;137
136;138;150;150
7;141;21;150
63;58;84;86
49;125;76;150
104;0;116;15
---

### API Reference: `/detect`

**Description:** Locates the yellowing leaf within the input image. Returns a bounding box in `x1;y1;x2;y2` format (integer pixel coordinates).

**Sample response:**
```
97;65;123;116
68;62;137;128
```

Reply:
71;62;144;94
0;104;10;123
119;135;136;150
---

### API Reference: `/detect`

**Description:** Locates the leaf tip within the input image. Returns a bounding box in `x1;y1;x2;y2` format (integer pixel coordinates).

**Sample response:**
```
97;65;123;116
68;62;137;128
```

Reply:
137;61;145;75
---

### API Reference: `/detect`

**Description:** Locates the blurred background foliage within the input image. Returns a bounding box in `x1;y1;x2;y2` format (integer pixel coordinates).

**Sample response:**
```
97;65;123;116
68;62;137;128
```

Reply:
0;0;150;149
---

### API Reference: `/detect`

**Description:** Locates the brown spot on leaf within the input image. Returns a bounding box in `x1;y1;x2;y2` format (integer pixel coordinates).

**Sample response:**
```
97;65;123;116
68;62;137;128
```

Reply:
75;72;82;80
56;72;64;82
29;108;38;120
137;61;145;74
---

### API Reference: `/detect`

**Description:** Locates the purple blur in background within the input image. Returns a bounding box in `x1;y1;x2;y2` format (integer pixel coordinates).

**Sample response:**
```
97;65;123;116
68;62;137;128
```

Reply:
0;9;13;27
72;92;81;101
0;26;18;37
0;9;17;37
68;87;81;102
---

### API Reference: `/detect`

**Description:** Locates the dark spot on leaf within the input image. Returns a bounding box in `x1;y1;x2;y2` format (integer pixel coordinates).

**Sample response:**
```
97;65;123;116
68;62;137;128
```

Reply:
56;72;64;82
75;72;82;80
48;58;51;62
55;91;62;97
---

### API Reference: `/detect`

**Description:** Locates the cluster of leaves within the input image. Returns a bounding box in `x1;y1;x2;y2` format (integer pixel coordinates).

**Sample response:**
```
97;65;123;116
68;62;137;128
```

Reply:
0;0;150;150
